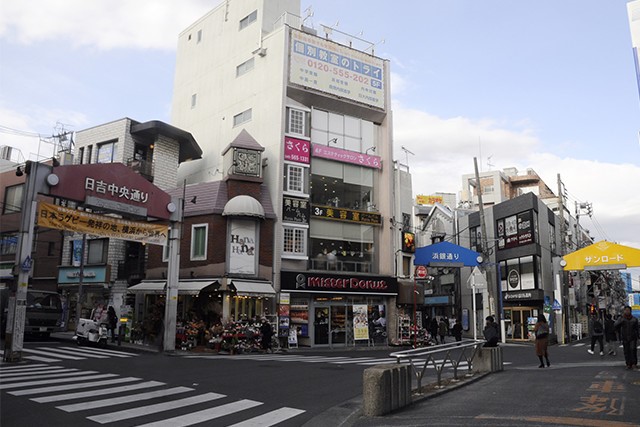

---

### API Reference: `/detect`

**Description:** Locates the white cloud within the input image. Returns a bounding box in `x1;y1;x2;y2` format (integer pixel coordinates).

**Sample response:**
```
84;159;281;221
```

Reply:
0;0;218;50
392;105;640;251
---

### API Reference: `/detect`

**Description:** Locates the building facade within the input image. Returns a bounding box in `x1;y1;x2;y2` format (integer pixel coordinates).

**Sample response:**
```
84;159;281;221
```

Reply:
171;0;400;346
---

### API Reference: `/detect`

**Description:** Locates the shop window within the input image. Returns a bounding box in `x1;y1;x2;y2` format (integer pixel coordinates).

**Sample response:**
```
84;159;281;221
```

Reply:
236;57;255;77
191;224;208;261
286;108;309;137
500;255;538;291
283;226;307;258
284;163;308;195
0;233;18;255
309;236;374;273
87;239;107;264
239;10;257;30
310;159;374;210
96;140;117;164
3;184;24;214
233;108;252;127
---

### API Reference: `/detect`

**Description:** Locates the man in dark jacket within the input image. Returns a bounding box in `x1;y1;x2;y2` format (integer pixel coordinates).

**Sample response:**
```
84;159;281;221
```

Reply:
615;306;639;370
483;316;499;347
604;313;617;356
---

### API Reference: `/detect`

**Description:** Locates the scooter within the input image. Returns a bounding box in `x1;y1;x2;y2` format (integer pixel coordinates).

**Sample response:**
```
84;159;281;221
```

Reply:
75;318;109;348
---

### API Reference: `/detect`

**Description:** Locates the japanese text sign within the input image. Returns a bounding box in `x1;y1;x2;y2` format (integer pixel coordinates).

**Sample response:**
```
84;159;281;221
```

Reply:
284;137;310;164
311;144;381;169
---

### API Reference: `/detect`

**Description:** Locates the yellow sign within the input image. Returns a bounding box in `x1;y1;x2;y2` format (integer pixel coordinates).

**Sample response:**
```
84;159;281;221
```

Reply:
416;195;444;206
37;202;169;246
562;241;640;271
352;304;370;341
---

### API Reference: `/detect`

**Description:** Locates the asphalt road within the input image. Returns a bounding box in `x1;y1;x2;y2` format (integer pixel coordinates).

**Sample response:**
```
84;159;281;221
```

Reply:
1;337;639;426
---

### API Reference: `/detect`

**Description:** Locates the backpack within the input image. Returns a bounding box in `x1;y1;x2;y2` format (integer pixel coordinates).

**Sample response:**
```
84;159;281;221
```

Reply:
592;320;603;334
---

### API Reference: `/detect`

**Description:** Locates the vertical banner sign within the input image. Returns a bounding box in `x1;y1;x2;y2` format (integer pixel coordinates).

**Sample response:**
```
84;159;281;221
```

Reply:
352;304;369;340
228;219;257;275
278;293;291;339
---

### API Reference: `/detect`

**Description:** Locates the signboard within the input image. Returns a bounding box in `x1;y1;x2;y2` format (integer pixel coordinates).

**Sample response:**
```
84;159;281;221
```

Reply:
562;241;640;271
228;219;256;275
57;265;109;284
498;210;535;250
424;295;451;305
352;304;369;340
402;231;415;253
37;202;169;246
289;29;385;109
284;137;310;164
311;204;382;225
283;196;310;224
48;163;172;220
415;265;427;279
311;144;381;169
503;289;545;302
416;195;443;206
281;271;398;295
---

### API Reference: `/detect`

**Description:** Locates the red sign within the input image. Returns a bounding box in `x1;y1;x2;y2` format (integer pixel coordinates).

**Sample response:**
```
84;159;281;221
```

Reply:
284;137;310;164
48;163;172;220
311;143;381;169
415;265;428;279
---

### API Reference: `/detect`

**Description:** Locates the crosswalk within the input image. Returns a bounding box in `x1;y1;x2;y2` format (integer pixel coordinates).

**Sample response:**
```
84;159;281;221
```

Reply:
0;345;139;363
0;363;305;426
182;353;514;369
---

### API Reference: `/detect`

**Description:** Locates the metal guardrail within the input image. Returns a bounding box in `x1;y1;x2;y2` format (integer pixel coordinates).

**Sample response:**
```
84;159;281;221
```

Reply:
390;340;485;391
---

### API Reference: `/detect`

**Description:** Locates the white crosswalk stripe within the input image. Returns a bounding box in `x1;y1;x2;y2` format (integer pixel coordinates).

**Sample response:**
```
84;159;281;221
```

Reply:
1;363;306;426
16;345;140;363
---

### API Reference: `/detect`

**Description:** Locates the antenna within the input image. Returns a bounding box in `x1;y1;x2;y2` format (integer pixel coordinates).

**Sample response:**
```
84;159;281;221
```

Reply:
302;6;314;26
487;155;494;169
401;145;415;167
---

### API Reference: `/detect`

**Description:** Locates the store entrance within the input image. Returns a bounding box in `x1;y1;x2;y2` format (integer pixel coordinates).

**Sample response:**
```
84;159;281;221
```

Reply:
505;307;537;341
313;304;347;347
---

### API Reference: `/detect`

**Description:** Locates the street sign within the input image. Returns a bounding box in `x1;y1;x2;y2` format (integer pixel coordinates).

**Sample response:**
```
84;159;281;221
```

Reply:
552;299;562;310
21;256;33;273
415;265;428;279
467;266;487;289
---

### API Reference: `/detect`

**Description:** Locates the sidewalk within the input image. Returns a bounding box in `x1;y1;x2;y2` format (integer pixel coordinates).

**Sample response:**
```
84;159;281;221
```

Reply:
51;331;161;353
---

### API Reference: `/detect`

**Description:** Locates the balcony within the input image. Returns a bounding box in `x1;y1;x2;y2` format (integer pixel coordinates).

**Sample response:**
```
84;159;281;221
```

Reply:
126;157;153;182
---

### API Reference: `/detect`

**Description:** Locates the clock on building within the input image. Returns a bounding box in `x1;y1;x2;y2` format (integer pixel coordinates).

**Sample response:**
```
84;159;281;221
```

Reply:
234;149;261;176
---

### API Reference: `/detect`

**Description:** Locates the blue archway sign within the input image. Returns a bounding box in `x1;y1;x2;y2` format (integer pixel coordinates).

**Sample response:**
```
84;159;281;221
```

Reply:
414;241;481;267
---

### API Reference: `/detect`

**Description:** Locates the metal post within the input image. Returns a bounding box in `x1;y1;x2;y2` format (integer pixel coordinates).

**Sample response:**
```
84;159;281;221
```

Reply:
472;283;477;341
74;234;87;328
163;196;183;352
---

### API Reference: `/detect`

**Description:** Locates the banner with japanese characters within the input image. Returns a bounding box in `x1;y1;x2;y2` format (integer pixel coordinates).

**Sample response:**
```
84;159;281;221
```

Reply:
36;202;168;246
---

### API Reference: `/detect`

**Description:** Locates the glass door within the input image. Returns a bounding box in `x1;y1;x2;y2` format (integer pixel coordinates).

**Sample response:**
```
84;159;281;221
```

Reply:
330;305;347;346
314;307;329;345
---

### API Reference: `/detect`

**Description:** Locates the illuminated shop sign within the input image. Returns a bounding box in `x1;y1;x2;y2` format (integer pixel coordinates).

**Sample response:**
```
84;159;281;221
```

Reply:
283;196;310;224
311;204;382;225
289;29;385;109
281;271;398;295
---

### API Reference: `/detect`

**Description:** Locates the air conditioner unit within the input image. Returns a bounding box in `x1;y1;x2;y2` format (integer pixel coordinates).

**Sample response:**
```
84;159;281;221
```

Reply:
254;47;267;57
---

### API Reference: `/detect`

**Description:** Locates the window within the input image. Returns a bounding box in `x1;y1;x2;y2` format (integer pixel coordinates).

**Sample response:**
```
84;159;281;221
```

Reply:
47;242;56;256
284;163;308;195
310;109;374;152
191;224;208;261
233;109;252;127
86;145;93;164
3;184;24;214
96;141;117;164
286;108;308;136
87;239;107;264
162;243;170;262
310;159;374;210
283;226;307;257
236;58;255;77
78;147;85;164
239;10;257;30
197;29;202;43
191;93;197;109
0;233;18;255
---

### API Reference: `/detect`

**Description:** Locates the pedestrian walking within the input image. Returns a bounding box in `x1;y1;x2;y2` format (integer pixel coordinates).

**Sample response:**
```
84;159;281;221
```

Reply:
260;318;273;353
107;306;118;343
587;313;605;356
604;313;617;356
614;306;639;370
438;318;448;344
533;313;550;368
452;318;463;342
429;317;439;343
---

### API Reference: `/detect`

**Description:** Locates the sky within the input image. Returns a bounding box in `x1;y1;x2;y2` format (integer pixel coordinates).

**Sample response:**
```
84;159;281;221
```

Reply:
1;1;639;284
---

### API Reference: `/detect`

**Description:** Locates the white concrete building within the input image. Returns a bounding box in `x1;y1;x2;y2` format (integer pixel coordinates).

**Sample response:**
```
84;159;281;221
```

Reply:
171;0;402;346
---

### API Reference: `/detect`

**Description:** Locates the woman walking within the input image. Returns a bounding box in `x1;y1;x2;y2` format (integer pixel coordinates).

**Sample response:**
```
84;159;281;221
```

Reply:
534;313;550;368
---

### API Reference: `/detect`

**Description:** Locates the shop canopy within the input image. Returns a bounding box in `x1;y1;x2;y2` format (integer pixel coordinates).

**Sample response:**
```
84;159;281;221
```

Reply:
229;280;276;298
562;240;640;271
414;241;482;268
127;280;219;295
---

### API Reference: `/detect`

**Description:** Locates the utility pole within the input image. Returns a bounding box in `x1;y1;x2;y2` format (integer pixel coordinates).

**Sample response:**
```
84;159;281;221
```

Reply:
556;174;567;343
473;157;492;337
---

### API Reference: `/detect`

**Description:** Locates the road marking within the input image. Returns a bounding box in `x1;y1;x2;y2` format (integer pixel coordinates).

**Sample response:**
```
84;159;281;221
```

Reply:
87;392;226;423
61;346;138;357
0;363;50;372
134;399;264;427
57;386;194;412
37;346;109;359
0;370;99;383
330;357;378;364
24;355;63;363
9;377;144;402
30;380;163;401
0;373;117;390
20;348;85;360
0;367;79;378
228;407;307;427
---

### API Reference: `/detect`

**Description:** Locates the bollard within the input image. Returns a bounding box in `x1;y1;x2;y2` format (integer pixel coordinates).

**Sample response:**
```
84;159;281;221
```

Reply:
473;346;503;373
363;364;412;417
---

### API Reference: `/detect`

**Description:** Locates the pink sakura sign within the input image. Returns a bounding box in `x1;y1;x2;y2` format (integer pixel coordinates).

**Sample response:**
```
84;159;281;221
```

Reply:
311;144;382;169
284;137;310;164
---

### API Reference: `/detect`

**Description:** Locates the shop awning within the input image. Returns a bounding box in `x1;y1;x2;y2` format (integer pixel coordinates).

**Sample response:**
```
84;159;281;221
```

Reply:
127;280;219;295
230;280;276;297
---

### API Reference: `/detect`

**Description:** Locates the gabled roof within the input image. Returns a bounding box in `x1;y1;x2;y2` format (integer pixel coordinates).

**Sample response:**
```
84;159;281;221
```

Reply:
222;129;265;155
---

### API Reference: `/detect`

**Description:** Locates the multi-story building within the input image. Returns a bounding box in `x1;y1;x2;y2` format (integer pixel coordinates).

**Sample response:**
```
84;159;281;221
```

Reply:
629;0;640;100
171;0;400;346
61;118;201;328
